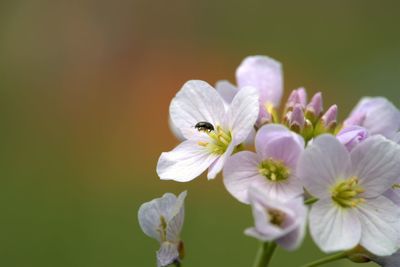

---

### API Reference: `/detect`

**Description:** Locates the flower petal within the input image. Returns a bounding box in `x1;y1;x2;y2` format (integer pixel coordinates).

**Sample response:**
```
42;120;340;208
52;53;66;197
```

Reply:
157;242;179;267
157;139;218;182
166;191;186;242
255;124;304;169
138;192;185;242
384;189;400;206
298;135;351;198
223;151;261;204
227;85;259;145
350;135;400;197
169;80;226;139
344;97;400;137
357;196;400;256
336;125;368;152
245;187;307;249
276;197;307;251
236;55;283;107
391;132;400;144
207;142;235;179
168;116;185;141
309;198;361;253
215;80;238;105
138;200;163;242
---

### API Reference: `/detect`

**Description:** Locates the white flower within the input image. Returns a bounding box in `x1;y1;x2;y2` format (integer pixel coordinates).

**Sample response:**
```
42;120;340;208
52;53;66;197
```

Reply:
138;192;186;267
215;55;283;124
236;55;283;109
223;124;304;204
245;186;307;251
385;132;400;206
169;56;282;140
298;135;400;256
344;97;400;138
157;80;259;182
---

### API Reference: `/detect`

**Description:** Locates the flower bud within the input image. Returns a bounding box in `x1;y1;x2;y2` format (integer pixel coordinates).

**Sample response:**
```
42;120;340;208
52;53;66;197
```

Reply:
305;92;323;123
316;105;338;134
285;88;307;112
288;104;305;133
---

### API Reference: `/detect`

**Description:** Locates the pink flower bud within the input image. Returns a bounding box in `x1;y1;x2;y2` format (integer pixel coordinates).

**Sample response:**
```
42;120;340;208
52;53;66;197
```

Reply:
305;92;323;121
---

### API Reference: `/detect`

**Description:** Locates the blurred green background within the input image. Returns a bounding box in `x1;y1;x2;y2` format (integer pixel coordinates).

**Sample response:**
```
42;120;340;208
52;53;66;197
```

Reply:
1;0;399;266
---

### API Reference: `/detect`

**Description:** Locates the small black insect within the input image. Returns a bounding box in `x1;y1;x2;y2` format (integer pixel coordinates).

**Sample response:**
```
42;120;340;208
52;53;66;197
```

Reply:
195;121;214;132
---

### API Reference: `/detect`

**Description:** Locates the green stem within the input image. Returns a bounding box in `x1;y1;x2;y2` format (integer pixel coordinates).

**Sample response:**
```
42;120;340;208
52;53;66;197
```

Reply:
304;197;318;205
252;242;277;267
301;252;347;267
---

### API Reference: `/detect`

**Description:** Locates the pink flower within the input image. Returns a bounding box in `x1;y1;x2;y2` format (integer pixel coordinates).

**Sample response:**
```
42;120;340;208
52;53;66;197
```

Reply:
344;97;400;137
223;124;304;203
245;186;307;250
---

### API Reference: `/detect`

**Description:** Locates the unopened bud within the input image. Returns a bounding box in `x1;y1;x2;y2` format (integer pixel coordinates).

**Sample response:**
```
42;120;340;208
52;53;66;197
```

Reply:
289;104;305;133
305;92;323;123
315;105;338;134
296;87;308;107
285;88;307;113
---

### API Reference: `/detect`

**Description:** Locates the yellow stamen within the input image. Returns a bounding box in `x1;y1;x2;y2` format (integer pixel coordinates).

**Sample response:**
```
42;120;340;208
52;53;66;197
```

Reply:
331;177;365;208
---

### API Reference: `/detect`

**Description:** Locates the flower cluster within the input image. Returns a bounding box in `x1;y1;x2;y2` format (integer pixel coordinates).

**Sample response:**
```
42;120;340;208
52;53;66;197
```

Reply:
139;55;400;267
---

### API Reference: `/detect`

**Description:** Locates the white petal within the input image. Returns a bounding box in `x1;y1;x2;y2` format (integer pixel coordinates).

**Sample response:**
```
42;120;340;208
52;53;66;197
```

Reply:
157;242;179;267
207;142;235;179
236;55;283;107
357;196;400;256
169;80;226;139
350;135;400;197
391;132;400;144
138;200;163;242
384;189;400;206
168;116;185;141
157;139;218;182
298;135;351;198
227;86;259;145
309;198;361;253
223;151;261;204
244;227;271;242
215;80;238;105
166;191;186;242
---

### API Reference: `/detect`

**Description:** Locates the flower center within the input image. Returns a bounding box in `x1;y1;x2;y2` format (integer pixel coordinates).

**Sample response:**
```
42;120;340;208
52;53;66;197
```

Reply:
198;125;232;155
258;159;290;182
268;209;286;228
331;177;365;208
157;216;167;242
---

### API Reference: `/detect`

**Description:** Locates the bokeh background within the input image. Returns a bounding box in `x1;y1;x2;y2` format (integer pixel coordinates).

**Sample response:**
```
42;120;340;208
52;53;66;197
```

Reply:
1;1;400;266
